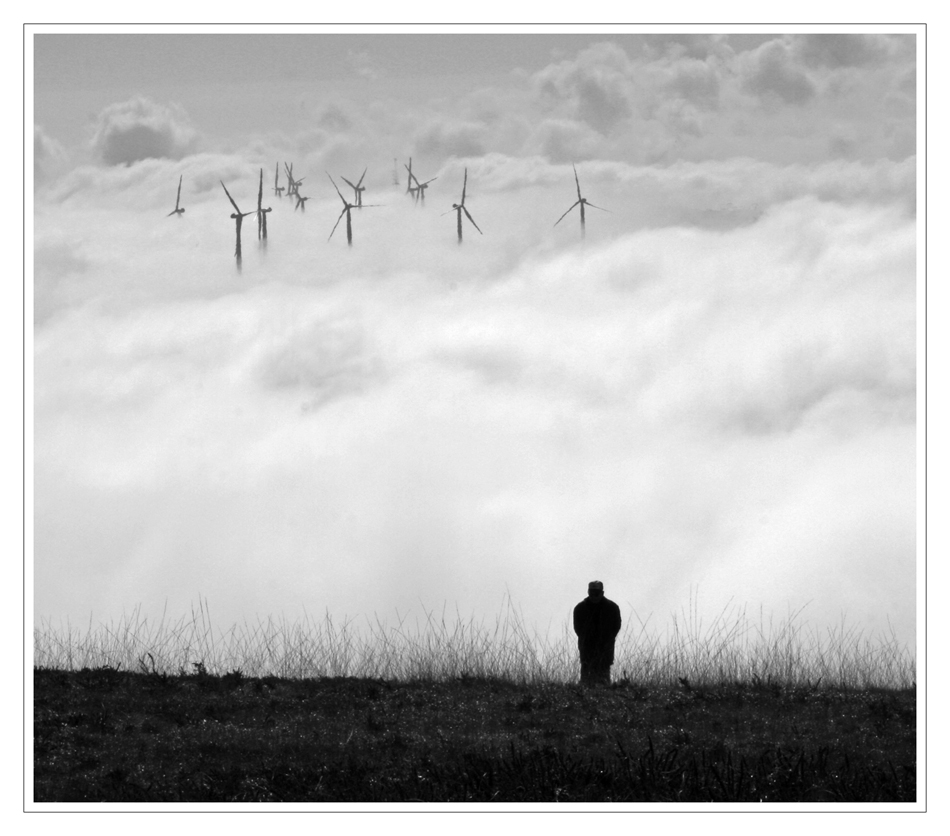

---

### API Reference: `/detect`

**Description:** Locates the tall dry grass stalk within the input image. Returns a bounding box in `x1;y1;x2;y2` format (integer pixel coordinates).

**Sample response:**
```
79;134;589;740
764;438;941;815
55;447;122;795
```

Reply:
33;594;915;688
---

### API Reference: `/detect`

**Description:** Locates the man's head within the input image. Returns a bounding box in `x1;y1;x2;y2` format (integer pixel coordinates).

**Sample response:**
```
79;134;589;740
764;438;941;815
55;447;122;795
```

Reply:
588;580;604;602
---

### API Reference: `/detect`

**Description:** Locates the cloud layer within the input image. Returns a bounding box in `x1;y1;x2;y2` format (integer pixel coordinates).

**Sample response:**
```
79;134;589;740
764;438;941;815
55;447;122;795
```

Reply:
33;162;917;648
32;33;919;653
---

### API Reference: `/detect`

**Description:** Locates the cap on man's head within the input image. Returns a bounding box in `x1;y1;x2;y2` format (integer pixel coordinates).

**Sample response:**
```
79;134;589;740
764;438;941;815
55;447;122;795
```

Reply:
588;580;604;592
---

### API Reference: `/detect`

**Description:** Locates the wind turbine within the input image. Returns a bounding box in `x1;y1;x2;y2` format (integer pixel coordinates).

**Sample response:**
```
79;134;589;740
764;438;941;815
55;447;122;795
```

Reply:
554;163;609;238
327;173;379;246
166;175;185;217
294;193;310;212
284;163;304;199
405;162;436;205
221;181;254;270
415;176;437;205
444;168;482;243
341;168;368;207
255;169;272;242
284;162;294;198
273;162;285;199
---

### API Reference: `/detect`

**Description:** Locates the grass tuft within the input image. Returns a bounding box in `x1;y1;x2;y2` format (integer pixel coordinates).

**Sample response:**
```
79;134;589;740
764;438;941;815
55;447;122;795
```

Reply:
34;595;914;689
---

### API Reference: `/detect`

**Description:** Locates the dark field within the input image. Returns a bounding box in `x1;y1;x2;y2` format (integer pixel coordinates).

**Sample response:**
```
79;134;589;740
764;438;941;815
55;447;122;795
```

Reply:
33;666;916;803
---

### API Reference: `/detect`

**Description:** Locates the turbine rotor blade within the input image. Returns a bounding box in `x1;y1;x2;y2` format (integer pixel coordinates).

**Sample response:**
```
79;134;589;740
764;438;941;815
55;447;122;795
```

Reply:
220;181;241;214
341;177;357;190
585;201;610;213
461;168;467;205
356;168;367;187
326;172;348;206
463;206;482;234
554;200;580;226
573;163;582;201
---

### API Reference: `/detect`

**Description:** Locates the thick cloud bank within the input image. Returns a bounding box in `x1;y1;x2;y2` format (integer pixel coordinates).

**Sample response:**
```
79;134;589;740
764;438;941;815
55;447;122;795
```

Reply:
33;153;917;649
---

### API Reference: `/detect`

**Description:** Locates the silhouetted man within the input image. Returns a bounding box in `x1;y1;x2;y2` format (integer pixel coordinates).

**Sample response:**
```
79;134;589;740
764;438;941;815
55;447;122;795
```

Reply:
573;580;622;686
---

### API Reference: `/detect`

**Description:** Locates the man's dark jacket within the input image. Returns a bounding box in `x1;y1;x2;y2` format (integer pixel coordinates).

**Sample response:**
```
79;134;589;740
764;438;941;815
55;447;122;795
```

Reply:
573;596;622;664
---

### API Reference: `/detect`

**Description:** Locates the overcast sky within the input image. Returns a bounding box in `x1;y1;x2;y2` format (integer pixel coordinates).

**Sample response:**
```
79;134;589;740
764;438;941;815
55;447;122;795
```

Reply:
30;27;920;654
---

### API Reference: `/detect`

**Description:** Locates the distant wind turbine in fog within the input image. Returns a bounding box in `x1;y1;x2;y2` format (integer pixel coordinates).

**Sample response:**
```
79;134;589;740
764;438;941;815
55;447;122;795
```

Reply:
255;169;272;243
166;175;185;217
220;181;253;270
327;172;379;246
341;169;368;207
405;162;436;205
284;163;306;197
404;157;414;196
415;176;437;205
444;167;482;243
273;163;285;199
284;163;304;199
284;162;294;197
554;163;609;238
294;193;310;212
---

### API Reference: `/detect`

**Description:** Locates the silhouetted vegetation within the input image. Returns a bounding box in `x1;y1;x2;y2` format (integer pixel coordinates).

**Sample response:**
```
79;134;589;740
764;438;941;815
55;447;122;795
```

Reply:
33;595;915;689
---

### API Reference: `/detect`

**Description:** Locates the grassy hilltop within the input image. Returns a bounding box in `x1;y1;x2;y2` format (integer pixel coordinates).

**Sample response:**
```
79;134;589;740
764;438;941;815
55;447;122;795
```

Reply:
34;667;915;803
33;600;916;803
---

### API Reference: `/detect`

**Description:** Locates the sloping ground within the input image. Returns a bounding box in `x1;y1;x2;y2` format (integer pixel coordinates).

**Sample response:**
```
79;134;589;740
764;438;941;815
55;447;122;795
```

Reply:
33;667;916;802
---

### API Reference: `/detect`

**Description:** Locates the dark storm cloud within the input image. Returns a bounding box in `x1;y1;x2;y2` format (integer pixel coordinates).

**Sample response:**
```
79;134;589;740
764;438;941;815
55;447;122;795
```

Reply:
533;42;635;135
91;96;198;166
635;33;743;63
318;105;352;133
670;61;720;107
795;34;894;68
741;39;817;105
528;119;601;163
415;120;488;160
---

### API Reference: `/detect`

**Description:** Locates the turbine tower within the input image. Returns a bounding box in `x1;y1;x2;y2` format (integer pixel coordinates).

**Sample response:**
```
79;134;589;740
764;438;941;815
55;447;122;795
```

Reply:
255;169;272;243
444;168;482;244
554;163;609;239
221;181;254;271
166;175;185;217
273;162;285;199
